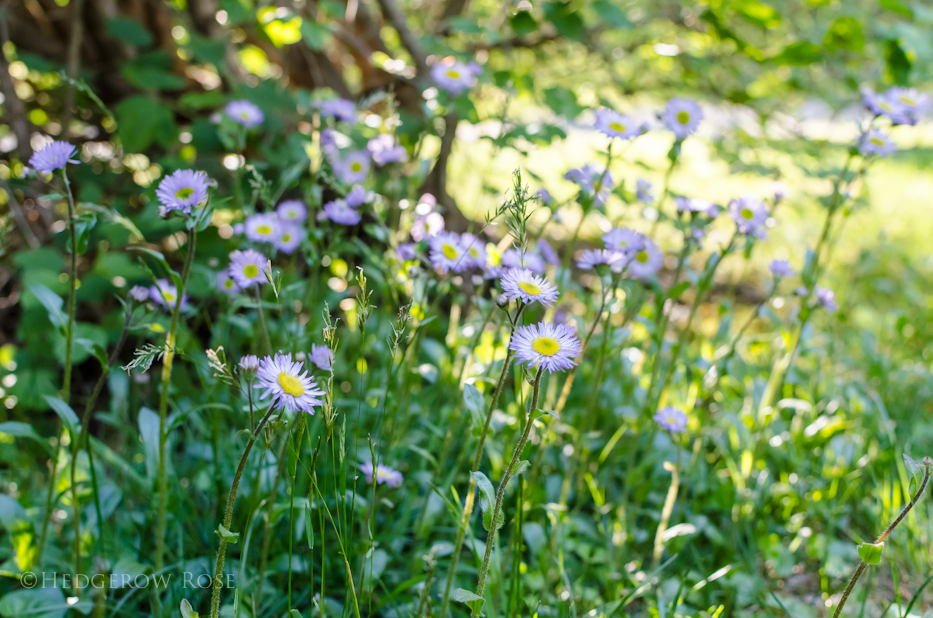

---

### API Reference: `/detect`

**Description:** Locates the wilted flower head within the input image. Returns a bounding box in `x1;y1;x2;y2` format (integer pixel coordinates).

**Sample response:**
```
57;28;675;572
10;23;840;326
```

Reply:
603;227;645;257
411;212;445;241
226;100;264;127
815;285;838;312
323;199;361;225
319;98;356;123
636;178;654;203
29;140;78;174
728;196;768;238
217;271;241;295
238;354;259;380
654;406;688;433
510;322;583;374
594;109;644;140
245;213;281;243
310;344;334;371
577;249;627;273
129;285;150;303
501;268;559;306
332;150;371;185
428;232;468;273
255;353;325;414
662;98;703;139
368;133;408;166
360;462;403;488
627;238;664;280
150;279;187;310
769;259;795;278
275;223;303;254
858;129;897;157
228;249;267;289
276;200;307;223
431;58;481;96
156;169;210;215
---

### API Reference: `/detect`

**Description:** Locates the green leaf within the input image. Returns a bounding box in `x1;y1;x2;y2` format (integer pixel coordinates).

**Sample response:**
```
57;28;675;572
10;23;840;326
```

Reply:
732;0;781;28
544;2;585;41
453;588;483;603
0;422;51;453
824;17;864;52
510;11;538;37
179;91;226;110
773;41;821;65
669;281;690;300
44;396;80;438
26;282;66;333
105;17;154;47
180;599;200;618
884;39;911;85
543;85;582;118
858;541;884;565
216;524;240;543
511;459;530;477
472;471;503;531
880;0;913;18
591;0;631;28
138;407;161;481
463;383;486;430
114;96;178;153
71;213;97;255
300;20;332;51
76;338;109;370
904;454;925;496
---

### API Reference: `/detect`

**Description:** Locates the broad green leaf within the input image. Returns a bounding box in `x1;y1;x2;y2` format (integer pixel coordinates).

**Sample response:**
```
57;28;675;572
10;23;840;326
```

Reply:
510;11;538;37
114;95;178;152
511;459;530;477
857;541;884;565
27;282;66;333
733;0;781;28
180;599;199;618
300;20;332;51
472;471;503;531
453;588;483;603
824;17;864;52
773;41;821;66
105;17;154;47
0;422;52;454
463;383;486;431
44;396;80;438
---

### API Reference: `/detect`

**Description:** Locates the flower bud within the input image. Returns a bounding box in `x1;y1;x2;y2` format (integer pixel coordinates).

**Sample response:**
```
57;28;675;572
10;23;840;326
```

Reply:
496;293;510;309
238;354;260;380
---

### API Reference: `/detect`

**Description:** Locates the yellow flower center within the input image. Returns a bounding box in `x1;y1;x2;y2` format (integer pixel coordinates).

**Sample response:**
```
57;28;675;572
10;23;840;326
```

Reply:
277;373;305;397
677;111;690;124
447;69;461;79
282;232;292;242
532;336;560;356
224;280;234;289
665;415;677;425
636;250;648;263
900;95;916;106
176;187;194;201
442;243;459;260
351;162;362;172
609;121;627;133
518;281;542;296
243;264;259;278
164;292;176;302
469;247;479;257
741;207;754;220
376;469;391;481
257;225;272;235
870;137;885;146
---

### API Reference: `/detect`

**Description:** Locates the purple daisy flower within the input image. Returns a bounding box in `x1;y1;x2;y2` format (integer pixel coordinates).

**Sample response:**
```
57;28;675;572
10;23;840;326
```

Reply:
255;352;325;414
321;128;339;154
29;140;79;174
501;249;547;275
332;150;371;185
226;100;264;128
428;232;468;273
769;259;795;278
396;242;417;261
276;200;308;223
858;129;897;157
129;285;150;303
244;213;281;244
500;268;560;306
594;108;644;140
431;59;481;96
228;249;267;288
323;199;361;225
728;196;769;238
150;279;187;310
345;185;370;208
536;189;553;206
627;238;664;280
509;322;582;374
360;462;403;488
411;212;444;241
565;164;614;207
602;227;645;257
654;406;688;433
882;87;931;126
675;197;717;216
368;134;408;166
319;98;356;123
577;249;627;273
310;344;334;371
460;233;488;269
156;169;210;215
217;271;241;295
662;98;703;139
275;223;303;254
537;239;560;266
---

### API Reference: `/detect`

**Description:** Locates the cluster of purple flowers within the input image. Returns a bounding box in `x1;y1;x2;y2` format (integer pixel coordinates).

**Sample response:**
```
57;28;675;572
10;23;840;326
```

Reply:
565;164;614;207
320;185;372;226
577;227;663;280
240;199;309;253
592;98;703;144
862;86;930;126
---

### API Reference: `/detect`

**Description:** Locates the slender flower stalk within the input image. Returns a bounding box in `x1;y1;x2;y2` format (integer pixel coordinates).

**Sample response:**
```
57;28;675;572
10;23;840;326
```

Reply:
209;404;278;618
651;444;681;568
472;366;545;614
37;167;79;563
440;306;523;617
154;224;199;596
831;459;931;618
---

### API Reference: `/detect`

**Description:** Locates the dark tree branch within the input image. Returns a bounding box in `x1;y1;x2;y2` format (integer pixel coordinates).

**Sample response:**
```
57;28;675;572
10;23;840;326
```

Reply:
373;0;429;75
61;0;87;138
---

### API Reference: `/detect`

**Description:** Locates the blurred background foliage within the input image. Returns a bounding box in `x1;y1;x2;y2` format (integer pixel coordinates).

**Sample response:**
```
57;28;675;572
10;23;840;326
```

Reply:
2;0;933;617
